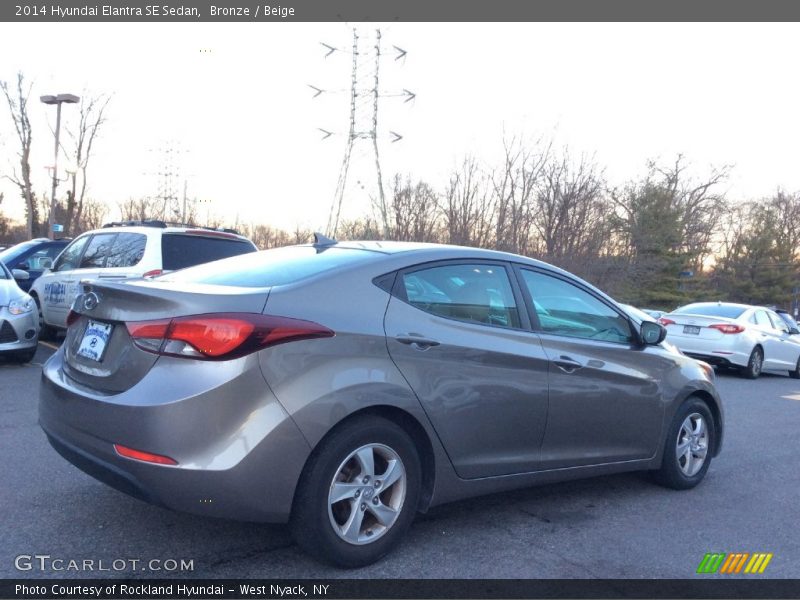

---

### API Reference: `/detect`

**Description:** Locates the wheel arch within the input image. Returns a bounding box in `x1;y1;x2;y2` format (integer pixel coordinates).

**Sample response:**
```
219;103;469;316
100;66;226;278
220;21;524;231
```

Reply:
298;405;437;514
682;389;723;457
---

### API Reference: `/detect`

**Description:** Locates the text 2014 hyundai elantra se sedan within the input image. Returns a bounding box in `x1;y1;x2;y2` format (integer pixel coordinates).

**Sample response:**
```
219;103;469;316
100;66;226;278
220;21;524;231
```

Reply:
40;240;723;566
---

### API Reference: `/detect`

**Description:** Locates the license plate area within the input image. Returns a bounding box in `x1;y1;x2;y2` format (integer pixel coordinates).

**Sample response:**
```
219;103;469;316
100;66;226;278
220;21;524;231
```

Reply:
683;325;701;335
77;320;114;362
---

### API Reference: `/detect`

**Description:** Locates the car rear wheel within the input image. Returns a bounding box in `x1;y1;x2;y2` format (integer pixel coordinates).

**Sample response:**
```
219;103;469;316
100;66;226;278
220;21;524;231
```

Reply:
290;415;421;568
789;356;800;379
741;347;763;379
653;397;715;490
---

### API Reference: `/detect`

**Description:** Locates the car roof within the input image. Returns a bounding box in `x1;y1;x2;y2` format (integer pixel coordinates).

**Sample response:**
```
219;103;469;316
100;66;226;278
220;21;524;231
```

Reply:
81;225;251;241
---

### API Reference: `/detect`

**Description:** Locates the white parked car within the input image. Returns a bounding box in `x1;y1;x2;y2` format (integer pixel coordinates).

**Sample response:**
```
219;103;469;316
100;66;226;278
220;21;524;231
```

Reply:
660;302;800;379
0;260;39;362
30;221;257;337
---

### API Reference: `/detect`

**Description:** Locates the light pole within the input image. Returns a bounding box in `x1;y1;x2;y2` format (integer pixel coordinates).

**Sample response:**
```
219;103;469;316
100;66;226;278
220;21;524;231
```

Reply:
40;93;80;239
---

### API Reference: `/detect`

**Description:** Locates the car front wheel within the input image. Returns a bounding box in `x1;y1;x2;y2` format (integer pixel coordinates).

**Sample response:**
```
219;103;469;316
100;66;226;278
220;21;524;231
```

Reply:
290;415;421;568
653;397;715;490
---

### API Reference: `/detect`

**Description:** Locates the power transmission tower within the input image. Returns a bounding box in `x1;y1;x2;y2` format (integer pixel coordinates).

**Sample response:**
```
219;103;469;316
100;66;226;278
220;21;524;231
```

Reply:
145;141;187;222
312;28;413;238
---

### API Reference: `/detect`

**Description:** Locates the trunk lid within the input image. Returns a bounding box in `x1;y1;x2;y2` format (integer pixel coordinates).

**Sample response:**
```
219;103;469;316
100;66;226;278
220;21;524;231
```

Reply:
663;313;741;341
62;279;269;394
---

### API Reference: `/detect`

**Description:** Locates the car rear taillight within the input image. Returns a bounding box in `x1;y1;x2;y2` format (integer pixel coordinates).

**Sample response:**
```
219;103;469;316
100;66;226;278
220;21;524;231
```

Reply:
125;313;334;360
659;317;676;326
709;323;745;334
66;310;80;327
114;444;178;466
142;269;163;278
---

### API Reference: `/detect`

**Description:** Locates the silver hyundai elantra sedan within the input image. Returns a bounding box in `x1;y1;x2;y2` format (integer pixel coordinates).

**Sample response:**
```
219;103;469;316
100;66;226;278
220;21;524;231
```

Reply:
39;239;723;567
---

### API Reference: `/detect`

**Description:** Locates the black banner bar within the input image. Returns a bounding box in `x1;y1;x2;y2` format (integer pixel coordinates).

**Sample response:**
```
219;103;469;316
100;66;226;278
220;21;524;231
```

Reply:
4;579;800;600
4;0;800;22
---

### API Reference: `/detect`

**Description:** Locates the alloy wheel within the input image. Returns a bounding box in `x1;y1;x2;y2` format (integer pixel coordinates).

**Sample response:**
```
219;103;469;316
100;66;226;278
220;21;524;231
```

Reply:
676;412;709;477
327;443;406;545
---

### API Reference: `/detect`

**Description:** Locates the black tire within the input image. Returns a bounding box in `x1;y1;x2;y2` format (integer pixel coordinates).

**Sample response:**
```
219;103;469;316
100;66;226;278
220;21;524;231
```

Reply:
653;396;715;490
290;415;421;568
31;294;56;342
789;356;800;379
13;347;37;363
741;346;763;379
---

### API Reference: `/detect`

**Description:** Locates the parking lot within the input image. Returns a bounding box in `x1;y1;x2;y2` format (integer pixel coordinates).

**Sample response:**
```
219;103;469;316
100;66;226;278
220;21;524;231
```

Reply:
2;343;799;579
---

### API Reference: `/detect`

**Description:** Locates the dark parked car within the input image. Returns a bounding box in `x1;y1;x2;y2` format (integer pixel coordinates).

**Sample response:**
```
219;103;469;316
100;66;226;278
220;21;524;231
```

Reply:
0;238;71;292
40;240;723;567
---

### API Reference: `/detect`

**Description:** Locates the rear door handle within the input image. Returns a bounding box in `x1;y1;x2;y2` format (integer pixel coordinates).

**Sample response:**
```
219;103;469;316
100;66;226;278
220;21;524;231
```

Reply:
395;334;440;350
553;355;584;373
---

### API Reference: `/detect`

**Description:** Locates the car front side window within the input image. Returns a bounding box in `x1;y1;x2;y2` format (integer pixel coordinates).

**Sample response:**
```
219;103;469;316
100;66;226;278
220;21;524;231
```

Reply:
521;269;633;344
53;236;90;272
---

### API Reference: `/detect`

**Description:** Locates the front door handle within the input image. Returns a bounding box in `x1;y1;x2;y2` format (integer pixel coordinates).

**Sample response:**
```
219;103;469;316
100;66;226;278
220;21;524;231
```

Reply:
553;355;584;373
395;334;440;350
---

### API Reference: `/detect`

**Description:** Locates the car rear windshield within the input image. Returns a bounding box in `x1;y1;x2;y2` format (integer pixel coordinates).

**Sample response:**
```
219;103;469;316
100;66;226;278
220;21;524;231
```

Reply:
158;245;378;287
161;234;257;271
674;304;746;319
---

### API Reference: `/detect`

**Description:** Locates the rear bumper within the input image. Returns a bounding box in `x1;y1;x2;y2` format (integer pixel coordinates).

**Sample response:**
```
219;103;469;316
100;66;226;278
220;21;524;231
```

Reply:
39;349;311;523
668;336;750;368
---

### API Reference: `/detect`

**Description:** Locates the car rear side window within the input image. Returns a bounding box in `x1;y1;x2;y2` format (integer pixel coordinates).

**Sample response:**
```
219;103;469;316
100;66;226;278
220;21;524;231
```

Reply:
521;269;633;344
161;234;256;271
106;233;146;268
753;310;772;329
399;263;521;329
159;245;377;287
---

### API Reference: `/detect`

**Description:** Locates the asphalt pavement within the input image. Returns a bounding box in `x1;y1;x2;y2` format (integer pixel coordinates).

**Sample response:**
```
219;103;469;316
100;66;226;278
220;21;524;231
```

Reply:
2;344;799;579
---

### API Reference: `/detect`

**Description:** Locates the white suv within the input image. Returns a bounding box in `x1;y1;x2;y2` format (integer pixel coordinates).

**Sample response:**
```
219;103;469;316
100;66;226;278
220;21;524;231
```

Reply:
30;221;257;336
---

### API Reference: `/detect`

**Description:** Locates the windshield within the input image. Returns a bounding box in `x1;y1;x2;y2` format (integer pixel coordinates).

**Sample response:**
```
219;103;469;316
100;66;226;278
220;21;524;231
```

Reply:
0;240;38;264
673;303;746;319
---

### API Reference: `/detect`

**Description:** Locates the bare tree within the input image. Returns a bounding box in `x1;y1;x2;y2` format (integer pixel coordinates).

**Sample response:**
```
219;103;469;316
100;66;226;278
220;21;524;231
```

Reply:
63;93;111;235
118;197;157;222
492;136;550;255
442;156;494;248
1;73;37;238
390;175;440;242
533;150;611;275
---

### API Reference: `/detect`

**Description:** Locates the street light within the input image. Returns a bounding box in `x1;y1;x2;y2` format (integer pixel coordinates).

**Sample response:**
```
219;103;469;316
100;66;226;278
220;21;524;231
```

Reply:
41;93;80;239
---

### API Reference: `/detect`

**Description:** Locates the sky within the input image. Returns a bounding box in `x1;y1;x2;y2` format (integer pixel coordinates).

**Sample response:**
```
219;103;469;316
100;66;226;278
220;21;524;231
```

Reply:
1;22;800;232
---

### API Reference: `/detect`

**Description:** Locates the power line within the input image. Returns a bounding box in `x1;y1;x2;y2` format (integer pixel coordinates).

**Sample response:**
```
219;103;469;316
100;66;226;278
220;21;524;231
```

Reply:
311;28;414;238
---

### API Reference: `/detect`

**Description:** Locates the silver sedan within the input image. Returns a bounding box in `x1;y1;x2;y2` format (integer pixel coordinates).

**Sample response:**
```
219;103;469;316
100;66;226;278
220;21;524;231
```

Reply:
40;240;723;567
660;302;800;379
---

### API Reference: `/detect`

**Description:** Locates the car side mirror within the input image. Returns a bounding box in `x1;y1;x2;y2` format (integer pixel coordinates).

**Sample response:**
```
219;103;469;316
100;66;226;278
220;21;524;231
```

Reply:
39;257;53;270
789;327;800;335
641;321;667;345
12;269;30;281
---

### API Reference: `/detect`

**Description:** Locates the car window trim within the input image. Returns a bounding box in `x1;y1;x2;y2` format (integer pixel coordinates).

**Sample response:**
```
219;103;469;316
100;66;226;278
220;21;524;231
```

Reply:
390;258;532;332
512;264;640;347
